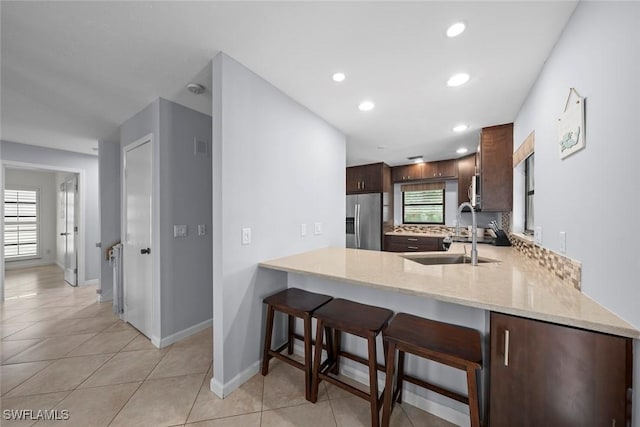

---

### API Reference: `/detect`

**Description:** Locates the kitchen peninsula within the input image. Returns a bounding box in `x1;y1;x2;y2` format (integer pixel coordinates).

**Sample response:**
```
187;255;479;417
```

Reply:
260;244;638;426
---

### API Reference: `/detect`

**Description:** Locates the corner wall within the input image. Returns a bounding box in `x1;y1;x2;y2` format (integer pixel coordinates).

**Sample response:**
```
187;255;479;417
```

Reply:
211;53;346;395
512;2;640;424
98;138;121;302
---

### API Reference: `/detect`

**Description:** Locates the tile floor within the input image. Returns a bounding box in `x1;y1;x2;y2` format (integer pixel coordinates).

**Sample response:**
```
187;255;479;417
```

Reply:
1;265;456;426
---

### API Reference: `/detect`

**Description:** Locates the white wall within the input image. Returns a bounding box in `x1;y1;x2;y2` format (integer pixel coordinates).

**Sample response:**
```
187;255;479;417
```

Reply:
4;168;57;269
1;141;100;284
512;2;640;424
211;53;346;396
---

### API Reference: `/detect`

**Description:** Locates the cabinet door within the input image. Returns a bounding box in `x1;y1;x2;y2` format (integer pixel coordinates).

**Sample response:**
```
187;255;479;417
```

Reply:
435;160;457;178
490;312;631;427
346;167;362;194
480;124;513;211
361;163;383;192
421;162;435;179
392;164;423;182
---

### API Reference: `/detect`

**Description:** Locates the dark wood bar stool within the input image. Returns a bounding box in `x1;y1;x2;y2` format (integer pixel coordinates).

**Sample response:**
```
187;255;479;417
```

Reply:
311;298;394;427
381;313;483;427
261;288;333;401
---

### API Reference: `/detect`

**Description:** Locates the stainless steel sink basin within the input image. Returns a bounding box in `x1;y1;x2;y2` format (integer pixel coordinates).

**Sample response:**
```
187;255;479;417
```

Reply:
401;254;498;266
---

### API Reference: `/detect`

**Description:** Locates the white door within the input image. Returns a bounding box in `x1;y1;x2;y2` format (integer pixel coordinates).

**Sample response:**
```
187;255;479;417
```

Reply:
59;175;78;286
123;139;153;338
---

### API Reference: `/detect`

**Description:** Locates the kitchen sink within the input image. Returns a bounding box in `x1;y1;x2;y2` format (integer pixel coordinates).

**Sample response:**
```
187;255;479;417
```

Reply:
401;254;498;266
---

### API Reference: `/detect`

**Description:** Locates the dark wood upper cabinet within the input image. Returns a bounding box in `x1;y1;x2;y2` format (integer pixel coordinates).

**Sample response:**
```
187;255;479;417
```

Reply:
478;123;513;212
489;312;632;427
457;154;476;207
346;162;390;194
391;164;423;182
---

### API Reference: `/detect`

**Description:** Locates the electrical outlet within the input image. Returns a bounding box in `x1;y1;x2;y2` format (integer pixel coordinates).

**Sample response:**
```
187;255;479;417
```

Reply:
241;228;251;245
314;222;322;235
534;226;543;245
301;223;307;237
198;224;206;236
559;231;566;253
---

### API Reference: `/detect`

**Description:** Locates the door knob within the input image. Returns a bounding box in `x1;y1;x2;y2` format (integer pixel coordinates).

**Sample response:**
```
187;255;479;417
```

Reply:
140;248;151;255
60;232;69;236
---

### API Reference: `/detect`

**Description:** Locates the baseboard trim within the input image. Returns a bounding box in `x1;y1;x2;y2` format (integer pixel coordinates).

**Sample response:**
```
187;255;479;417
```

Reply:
157;318;213;349
292;341;470;427
210;359;261;399
5;260;56;270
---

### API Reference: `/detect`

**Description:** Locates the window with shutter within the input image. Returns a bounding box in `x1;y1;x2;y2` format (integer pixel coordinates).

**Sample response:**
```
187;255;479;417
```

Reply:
4;189;39;259
402;182;445;224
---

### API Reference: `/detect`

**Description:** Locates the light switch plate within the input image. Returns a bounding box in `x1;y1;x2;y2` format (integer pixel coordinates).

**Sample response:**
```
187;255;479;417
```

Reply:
242;228;251;245
198;224;206;236
559;231;566;253
534;226;542;245
301;223;307;237
174;225;188;238
314;222;322;235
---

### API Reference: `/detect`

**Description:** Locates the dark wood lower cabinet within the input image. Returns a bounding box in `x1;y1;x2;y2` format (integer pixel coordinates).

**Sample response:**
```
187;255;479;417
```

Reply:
490;312;632;427
384;235;445;252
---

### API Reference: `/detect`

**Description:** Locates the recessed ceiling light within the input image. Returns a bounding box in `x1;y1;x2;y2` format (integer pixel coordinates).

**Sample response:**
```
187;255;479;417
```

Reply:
332;72;346;82
453;124;469;132
408;155;424;164
447;73;470;87
456;147;469;154
358;100;375;111
446;22;466;38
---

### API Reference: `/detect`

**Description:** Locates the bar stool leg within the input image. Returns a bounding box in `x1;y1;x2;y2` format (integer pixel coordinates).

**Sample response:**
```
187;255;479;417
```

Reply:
396;350;405;403
287;314;295;355
311;318;325;403
466;366;481;427
367;331;381;427
331;329;341;374
382;341;397;427
261;305;275;376
303;314;313;401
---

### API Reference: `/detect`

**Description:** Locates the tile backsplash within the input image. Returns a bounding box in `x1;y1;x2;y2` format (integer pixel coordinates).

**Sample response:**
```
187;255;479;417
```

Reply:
392;224;464;235
509;233;582;290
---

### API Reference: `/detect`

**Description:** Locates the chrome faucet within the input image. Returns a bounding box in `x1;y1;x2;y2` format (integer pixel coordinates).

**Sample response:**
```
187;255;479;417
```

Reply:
456;202;478;266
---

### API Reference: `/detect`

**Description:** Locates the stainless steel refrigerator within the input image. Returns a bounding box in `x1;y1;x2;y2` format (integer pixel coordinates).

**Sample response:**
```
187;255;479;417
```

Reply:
346;193;383;250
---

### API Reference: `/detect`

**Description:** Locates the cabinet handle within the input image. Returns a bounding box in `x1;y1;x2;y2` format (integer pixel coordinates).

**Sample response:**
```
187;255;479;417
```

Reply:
407;246;419;250
362;181;365;189
357;181;361;189
504;329;510;367
407;238;418;242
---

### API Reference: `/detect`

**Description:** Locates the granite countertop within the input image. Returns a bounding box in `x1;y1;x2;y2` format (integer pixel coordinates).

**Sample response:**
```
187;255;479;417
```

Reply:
385;231;450;238
259;245;640;339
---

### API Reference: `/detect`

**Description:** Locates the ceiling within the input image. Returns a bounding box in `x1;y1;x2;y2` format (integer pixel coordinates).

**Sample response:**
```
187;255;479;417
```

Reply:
1;1;577;164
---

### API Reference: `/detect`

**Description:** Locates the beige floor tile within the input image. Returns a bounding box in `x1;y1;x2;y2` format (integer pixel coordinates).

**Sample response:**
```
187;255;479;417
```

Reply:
186;413;261;427
1;307;73;324
3;333;96;364
67;330;138;356
173;328;213;350
0;322;37;339
261;401;336;427
261;360;328;410
1;361;51;395
33;382;141;427
3;320;66;340
5;354;113;397
103;320;138;333
148;344;212;379
59;302;116;320
187;373;262;423
79;349;167;388
330;395;412;427
325;374;369;400
400;402;458;427
0;391;70;427
121;333;158;351
0;309;34;322
0;338;43;363
109;373;205;427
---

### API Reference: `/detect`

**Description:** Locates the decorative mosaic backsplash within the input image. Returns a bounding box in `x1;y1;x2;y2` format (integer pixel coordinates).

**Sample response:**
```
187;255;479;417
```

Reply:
509;233;582;290
392;225;465;235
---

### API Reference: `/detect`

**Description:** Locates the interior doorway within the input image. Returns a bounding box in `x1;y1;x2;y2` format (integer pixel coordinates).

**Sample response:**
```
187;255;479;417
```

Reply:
123;136;153;338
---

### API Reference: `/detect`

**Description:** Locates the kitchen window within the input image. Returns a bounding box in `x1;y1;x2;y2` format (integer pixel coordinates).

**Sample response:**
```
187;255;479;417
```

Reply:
524;154;534;233
4;188;39;259
402;182;445;224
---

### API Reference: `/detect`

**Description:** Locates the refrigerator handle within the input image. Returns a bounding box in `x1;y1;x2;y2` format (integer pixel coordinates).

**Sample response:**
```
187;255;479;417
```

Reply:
355;204;360;248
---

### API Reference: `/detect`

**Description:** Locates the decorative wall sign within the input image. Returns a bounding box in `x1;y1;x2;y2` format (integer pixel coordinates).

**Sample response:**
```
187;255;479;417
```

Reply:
558;88;585;159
